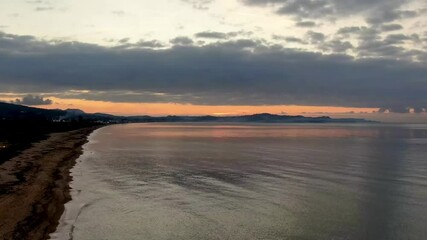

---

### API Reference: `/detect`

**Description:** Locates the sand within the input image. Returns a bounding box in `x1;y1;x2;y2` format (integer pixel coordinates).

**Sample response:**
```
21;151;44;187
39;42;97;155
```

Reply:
0;127;100;240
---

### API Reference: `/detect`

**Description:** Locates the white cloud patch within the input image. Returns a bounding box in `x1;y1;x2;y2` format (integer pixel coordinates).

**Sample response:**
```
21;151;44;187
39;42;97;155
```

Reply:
181;0;214;10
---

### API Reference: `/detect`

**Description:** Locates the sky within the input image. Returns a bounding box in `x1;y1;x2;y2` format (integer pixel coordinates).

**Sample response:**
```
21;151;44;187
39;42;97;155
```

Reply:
0;0;426;122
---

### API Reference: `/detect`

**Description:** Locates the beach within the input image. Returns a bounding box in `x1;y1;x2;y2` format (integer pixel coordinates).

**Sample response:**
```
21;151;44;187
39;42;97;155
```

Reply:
0;126;100;240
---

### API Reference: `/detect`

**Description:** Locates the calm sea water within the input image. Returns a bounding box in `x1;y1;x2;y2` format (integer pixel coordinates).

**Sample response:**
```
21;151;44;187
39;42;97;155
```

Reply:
52;123;427;240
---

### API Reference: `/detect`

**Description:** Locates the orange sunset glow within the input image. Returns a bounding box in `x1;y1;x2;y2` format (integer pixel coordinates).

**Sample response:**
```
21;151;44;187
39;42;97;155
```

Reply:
1;97;376;116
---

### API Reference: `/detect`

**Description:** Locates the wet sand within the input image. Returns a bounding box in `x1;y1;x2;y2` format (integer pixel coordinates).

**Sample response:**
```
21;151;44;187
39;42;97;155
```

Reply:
0;127;100;240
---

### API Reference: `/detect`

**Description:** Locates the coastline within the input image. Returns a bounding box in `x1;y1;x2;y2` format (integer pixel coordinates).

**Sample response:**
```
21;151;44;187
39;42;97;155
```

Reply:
0;126;101;240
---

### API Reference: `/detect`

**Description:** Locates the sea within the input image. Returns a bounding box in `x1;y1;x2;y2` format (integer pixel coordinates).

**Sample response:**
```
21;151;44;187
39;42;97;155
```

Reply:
51;123;427;240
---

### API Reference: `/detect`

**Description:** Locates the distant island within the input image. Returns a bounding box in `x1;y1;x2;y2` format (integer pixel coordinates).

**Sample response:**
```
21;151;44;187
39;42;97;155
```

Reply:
0;102;375;124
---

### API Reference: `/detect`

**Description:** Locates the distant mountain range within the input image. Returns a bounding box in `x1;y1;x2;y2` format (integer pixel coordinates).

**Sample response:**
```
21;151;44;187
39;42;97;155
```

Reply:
0;102;375;123
0;102;66;120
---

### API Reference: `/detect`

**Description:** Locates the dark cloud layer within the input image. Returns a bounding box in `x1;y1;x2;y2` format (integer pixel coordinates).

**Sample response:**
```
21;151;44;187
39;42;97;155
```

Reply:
0;31;426;111
12;95;53;106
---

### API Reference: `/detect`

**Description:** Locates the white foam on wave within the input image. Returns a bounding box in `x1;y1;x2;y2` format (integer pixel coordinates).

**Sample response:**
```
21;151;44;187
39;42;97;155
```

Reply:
50;128;106;240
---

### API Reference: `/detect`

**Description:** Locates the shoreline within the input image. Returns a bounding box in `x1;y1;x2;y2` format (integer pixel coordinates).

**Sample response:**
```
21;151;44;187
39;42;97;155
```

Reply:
0;126;102;240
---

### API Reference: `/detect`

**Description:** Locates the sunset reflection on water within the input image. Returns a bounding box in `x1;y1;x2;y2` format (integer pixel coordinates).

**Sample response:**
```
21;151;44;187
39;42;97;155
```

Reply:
53;123;427;240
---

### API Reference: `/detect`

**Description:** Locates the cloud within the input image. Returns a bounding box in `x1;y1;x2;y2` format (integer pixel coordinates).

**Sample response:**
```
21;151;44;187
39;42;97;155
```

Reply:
378;106;426;113
194;31;254;39
276;0;334;18
12;95;53;106
337;26;381;43
170;36;194;46
334;25;425;60
241;0;422;27
380;24;403;32
118;38;130;44
272;35;307;44
28;0;54;12
383;34;412;45
181;0;214;10
0;31;426;112
337;26;366;35
111;10;126;16
195;31;228;39
35;7;54;11
26;0;45;4
243;0;403;16
295;21;316;28
135;40;165;48
366;9;418;25
306;31;325;43
321;39;353;52
114;39;165;49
